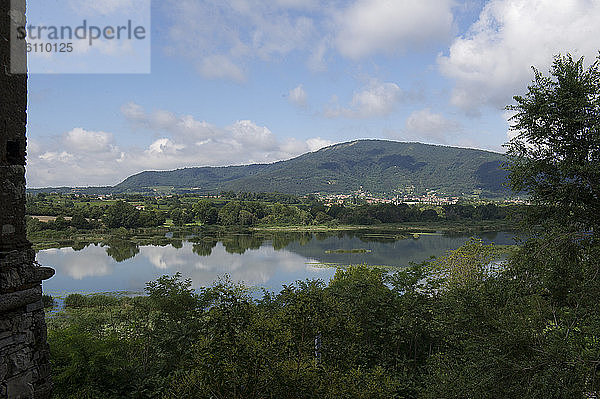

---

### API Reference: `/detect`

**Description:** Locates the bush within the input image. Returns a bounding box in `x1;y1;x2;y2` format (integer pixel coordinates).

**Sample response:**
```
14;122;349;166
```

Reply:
64;293;120;308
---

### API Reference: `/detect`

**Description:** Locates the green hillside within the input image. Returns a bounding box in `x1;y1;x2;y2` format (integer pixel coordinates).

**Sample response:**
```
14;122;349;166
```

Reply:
115;140;509;196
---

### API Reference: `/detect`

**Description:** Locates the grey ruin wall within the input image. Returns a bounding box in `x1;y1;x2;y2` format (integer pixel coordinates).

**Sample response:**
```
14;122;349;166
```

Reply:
1;1;55;398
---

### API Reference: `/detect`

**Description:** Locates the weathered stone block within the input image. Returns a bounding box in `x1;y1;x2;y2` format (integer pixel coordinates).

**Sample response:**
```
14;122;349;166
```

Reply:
7;349;30;374
0;332;26;348
2;224;15;234
6;372;34;399
25;300;43;313
0;287;42;313
0;249;54;292
0;318;12;331
0;359;7;381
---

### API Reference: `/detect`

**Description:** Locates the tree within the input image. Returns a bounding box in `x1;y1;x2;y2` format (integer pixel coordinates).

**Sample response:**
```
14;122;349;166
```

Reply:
193;200;218;225
70;213;90;229
170;208;186;226
218;201;242;225
429;238;499;289
420;208;438;222
238;209;256;226
496;54;600;396
506;53;600;230
53;216;70;230
138;210;166;227
104;201;140;228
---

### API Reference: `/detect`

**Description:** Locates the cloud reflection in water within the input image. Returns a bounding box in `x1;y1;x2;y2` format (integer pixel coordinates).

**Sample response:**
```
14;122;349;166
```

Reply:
40;241;333;294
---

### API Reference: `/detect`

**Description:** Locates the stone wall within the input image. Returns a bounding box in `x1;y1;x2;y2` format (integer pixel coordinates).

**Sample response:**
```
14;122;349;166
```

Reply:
1;1;55;398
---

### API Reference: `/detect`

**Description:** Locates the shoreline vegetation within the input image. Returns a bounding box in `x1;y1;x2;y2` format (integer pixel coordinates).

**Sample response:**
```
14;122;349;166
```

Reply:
25;191;523;251
26;193;527;242
324;248;372;254
250;219;514;233
27;219;517;251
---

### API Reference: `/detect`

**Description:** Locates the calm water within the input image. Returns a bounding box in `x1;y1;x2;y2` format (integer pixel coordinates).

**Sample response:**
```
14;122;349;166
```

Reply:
40;230;516;295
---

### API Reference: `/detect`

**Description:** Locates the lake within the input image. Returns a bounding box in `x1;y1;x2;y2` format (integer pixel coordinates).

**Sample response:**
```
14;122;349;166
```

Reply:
40;230;516;295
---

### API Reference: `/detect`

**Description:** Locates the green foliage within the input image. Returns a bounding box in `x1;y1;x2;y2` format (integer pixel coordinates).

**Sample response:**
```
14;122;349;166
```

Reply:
429;237;500;288
263;203;310;225
507;53;600;230
423;238;600;398
103;200;165;228
49;325;133;399
421;53;600;398
26;192;517;245
26;216;43;232
70;213;90;229
64;293;121;308
48;268;433;398
192;199;218;224
48;229;600;398
104;201;140;228
170;208;190;226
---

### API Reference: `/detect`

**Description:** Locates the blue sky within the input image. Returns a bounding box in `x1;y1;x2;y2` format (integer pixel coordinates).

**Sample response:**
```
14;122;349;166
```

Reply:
25;0;600;187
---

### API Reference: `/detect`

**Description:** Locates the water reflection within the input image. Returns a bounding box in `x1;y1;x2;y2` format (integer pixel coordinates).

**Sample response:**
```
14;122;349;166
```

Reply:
40;241;334;294
40;230;516;294
192;238;217;256
104;239;140;262
41;246;115;280
142;243;329;288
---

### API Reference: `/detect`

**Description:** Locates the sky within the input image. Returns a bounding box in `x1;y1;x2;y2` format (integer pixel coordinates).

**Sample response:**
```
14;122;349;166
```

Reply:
24;0;600;187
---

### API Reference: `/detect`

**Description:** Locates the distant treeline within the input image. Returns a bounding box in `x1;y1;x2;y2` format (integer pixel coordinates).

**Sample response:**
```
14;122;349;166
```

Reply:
26;192;518;230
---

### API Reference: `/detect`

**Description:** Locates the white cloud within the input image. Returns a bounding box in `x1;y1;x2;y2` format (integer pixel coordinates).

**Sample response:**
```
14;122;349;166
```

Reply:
62;128;114;153
350;82;402;117
120;103;218;140
197;55;246;82
39;247;114;280
121;106;301;168
307;38;329;71
288;84;308;107
406;109;461;137
26;103;337;187
335;0;455;59
161;0;457;78
503;109;519;141
121;102;145;121
163;0;319;81
38;151;74;163
306;137;334;151
389;108;462;145
229;120;278;150
140;242;325;289
439;0;600;112
253;16;315;60
150;110;178;130
146;138;185;155
324;80;404;118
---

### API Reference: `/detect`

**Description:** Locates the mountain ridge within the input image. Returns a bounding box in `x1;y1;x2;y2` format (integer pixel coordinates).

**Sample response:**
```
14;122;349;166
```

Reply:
114;139;509;197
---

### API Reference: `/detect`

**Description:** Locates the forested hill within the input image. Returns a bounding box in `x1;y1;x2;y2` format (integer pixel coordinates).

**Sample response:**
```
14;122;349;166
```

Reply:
115;140;509;196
